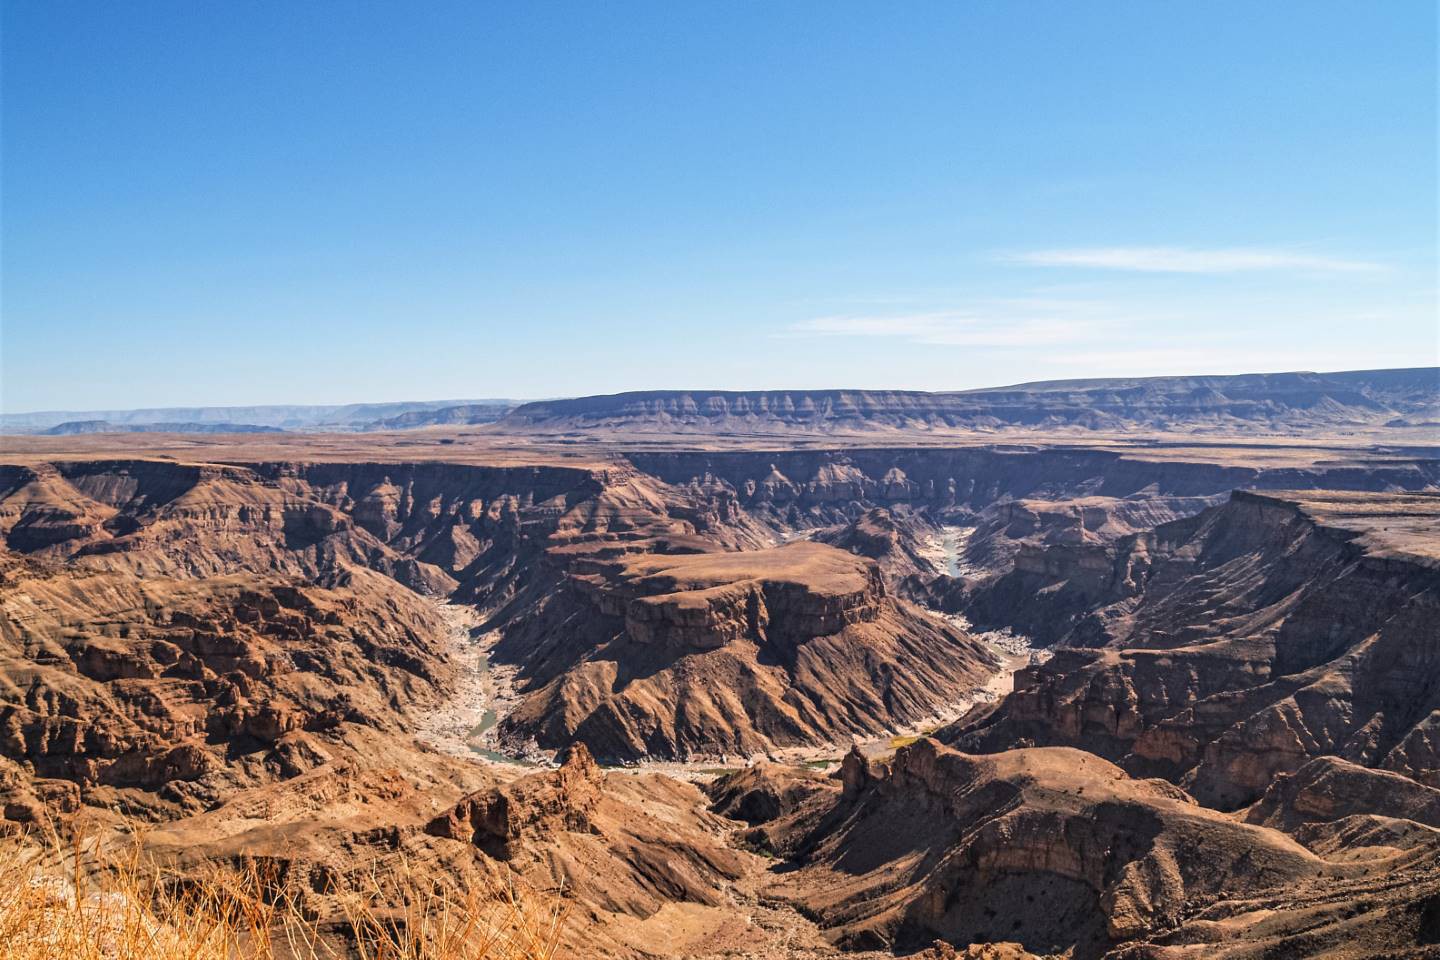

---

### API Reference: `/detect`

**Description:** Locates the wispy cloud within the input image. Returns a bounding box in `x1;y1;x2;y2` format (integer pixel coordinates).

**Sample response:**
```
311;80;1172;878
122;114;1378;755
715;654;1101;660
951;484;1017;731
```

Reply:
1035;343;1418;379
1007;246;1383;274
787;304;1103;348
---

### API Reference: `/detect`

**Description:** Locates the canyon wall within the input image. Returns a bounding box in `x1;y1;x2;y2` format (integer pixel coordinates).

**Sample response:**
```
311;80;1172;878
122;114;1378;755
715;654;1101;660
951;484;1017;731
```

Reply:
951;490;1440;808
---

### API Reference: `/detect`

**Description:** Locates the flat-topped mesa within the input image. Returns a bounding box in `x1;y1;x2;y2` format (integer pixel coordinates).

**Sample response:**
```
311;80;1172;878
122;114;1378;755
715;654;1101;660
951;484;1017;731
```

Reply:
497;537;999;761
1227;487;1440;567
503;390;966;430
494;370;1440;434
611;542;884;653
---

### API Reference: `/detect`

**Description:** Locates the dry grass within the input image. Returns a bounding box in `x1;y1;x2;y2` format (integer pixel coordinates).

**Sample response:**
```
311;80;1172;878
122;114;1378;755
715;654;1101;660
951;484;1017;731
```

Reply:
0;829;568;960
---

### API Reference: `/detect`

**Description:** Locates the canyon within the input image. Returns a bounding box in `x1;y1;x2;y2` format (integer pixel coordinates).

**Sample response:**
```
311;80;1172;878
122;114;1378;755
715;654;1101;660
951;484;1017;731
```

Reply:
1;367;1438;958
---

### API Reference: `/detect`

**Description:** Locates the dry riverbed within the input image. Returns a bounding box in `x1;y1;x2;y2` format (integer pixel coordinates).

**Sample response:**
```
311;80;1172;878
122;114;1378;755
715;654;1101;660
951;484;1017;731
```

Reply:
418;599;1040;781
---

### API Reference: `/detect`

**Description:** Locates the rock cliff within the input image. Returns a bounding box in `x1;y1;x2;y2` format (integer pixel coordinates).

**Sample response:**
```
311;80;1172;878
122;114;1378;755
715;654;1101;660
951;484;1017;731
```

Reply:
426;743;750;920
498;369;1440;435
755;739;1325;955
3;438;1439;957
495;540;1000;760
0;551;453;821
951;490;1440;808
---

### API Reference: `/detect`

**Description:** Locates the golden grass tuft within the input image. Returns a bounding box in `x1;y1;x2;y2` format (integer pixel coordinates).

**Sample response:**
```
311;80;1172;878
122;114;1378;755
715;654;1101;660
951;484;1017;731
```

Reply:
0;828;568;960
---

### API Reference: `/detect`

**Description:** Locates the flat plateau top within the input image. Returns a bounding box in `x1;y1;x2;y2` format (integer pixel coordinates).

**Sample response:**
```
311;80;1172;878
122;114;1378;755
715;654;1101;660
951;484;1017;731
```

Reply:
2;423;1435;471
620;541;875;598
1245;489;1440;563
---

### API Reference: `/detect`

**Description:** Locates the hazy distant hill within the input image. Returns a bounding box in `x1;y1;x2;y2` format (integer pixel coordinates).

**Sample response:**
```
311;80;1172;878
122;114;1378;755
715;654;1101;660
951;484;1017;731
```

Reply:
39;420;287;436
364;402;515;430
0;399;517;434
7;369;1436;438
496;368;1440;434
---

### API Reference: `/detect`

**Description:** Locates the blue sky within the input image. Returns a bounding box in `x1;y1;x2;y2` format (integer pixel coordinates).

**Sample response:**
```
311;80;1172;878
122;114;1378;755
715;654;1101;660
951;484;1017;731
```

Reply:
3;1;1435;411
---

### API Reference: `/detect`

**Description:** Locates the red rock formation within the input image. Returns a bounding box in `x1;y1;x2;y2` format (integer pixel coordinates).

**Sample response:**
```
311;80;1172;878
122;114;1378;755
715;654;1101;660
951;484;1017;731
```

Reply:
953;490;1440;808
426;744;605;858
0;553;453;821
760;739;1323;954
426;743;751;923
496;541;1000;760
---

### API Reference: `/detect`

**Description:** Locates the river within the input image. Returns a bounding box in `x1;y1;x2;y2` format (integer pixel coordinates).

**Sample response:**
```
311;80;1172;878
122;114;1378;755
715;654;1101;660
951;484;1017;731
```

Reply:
416;579;1037;777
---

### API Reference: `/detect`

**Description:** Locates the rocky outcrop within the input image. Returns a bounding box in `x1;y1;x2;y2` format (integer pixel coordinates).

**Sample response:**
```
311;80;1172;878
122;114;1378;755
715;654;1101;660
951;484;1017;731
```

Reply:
951;490;1440;809
761;739;1322;955
0;553;454;821
1107;868;1440;958
706;760;841;858
911;945;1052;960
139;731;769;959
813;506;943;587
495;541;1000;761
427;744;604;858
957;493;1224;579
426;743;750;923
1245;755;1440;834
706;760;837;826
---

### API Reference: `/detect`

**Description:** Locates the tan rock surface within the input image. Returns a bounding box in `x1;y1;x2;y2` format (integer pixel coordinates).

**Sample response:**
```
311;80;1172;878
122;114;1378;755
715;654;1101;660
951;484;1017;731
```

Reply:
1;431;1438;958
952;490;1440;808
758;739;1323;955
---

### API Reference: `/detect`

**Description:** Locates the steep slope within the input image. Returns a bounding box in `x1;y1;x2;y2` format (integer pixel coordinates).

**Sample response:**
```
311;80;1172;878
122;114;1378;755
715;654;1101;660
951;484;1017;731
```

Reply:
426;745;750;921
493;540;1000;761
717;739;1440;959
951;490;1440;807
627;446;1440;532
751;739;1328;956
0;551;454;822
0;458;619;596
953;493;1225;579
0;457;651;827
139;741;823;960
812;507;942;585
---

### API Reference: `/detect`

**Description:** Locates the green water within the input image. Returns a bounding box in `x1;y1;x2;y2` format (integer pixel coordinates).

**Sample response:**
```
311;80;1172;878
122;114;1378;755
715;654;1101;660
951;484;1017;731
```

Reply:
460;650;527;764
468;708;498;739
941;530;963;576
472;745;525;764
